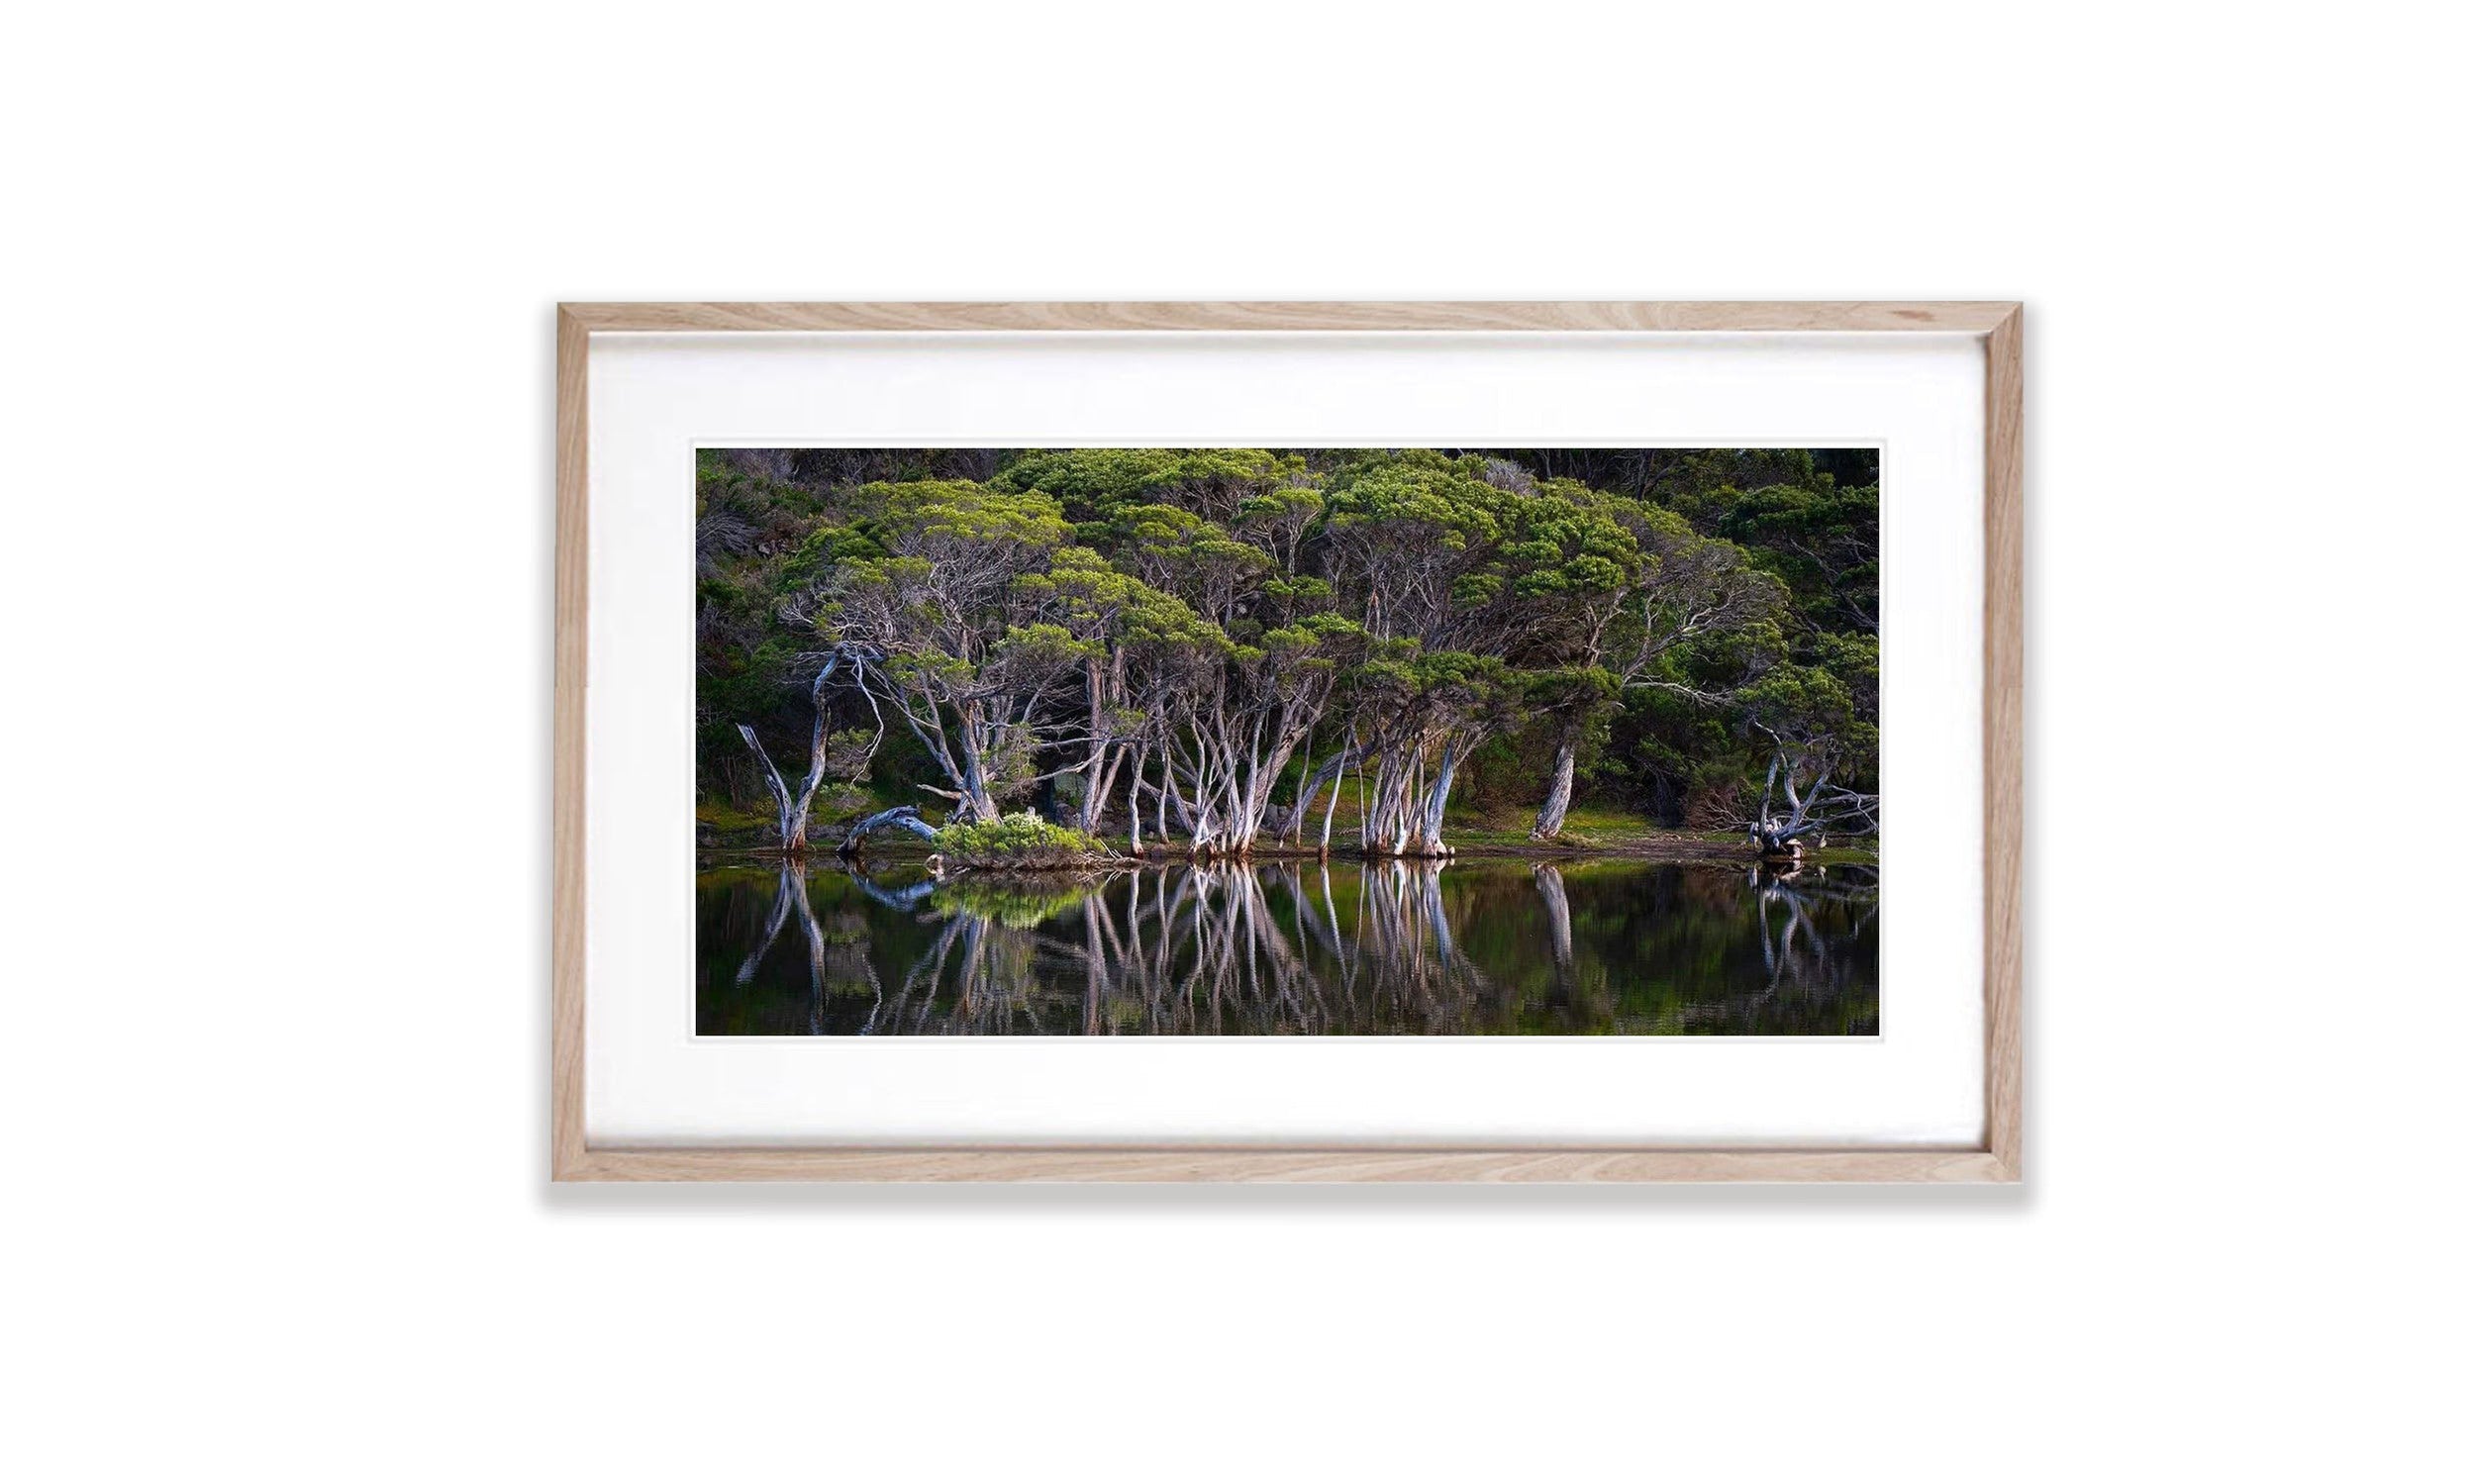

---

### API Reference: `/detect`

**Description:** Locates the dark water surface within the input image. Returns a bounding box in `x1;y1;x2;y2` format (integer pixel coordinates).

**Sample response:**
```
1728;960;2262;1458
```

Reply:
697;856;1877;1036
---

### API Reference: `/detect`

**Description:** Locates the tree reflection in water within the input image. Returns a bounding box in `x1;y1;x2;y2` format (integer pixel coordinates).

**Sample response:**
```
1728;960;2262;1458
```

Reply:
698;855;1879;1036
1717;860;1879;1032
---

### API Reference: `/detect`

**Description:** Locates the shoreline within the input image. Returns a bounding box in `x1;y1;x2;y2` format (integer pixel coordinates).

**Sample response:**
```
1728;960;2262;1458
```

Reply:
695;839;1878;872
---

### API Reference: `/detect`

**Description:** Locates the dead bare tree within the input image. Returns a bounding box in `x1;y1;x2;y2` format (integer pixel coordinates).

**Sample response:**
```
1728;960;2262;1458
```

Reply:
1744;750;1879;858
736;649;886;855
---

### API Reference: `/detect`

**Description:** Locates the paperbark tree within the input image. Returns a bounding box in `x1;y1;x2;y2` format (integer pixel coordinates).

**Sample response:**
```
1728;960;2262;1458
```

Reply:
801;481;1080;823
1527;504;1782;840
1013;545;1217;837
1152;616;1357;856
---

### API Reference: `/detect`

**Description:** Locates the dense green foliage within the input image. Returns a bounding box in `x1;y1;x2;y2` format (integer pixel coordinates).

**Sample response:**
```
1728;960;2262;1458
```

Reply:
697;447;1879;846
934;810;1109;862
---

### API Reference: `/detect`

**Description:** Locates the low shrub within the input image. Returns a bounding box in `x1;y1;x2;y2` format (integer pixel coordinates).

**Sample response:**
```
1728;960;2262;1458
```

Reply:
934;809;1110;863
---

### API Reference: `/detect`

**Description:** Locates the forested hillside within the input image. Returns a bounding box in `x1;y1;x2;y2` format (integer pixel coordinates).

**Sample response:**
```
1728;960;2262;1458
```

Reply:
695;447;1878;856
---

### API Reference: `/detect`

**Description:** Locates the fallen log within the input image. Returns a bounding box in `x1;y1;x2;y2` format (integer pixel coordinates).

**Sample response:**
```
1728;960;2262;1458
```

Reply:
835;805;941;858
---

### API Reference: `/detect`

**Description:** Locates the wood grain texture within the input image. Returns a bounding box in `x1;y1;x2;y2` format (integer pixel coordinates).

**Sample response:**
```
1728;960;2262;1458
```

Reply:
551;308;589;1180
1982;308;2026;1179
548;301;2028;1183
560;301;2018;335
560;1147;2007;1184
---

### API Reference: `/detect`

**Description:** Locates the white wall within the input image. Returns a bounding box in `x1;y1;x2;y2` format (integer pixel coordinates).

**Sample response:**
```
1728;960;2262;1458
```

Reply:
7;5;2462;1480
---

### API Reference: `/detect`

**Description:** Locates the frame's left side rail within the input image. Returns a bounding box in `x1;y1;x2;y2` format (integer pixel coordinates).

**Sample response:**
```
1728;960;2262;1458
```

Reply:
552;310;591;1177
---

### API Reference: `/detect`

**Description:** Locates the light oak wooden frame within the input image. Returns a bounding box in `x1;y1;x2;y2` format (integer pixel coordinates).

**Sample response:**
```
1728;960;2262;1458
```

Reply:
553;301;2025;1183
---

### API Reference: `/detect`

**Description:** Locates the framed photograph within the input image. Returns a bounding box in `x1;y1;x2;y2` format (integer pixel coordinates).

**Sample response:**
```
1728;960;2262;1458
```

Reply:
553;302;2023;1181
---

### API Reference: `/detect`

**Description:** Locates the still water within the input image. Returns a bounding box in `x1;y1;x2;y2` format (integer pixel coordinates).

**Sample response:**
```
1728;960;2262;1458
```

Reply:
697;856;1877;1036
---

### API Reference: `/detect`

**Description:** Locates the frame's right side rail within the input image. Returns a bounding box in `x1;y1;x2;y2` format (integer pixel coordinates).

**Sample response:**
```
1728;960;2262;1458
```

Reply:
1982;307;2026;1179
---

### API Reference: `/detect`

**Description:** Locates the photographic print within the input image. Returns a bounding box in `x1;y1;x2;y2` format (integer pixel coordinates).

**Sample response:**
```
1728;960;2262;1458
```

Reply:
696;446;1880;1037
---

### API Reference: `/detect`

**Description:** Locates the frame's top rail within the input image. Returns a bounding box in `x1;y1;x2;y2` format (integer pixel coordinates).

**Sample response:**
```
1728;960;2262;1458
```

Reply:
559;301;2020;336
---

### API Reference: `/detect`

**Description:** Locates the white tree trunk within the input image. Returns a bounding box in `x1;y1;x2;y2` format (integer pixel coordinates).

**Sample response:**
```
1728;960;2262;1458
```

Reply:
948;701;1002;824
1530;733;1578;841
735;658;850;854
1411;741;1458;855
738;723;823;854
1318;744;1345;856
